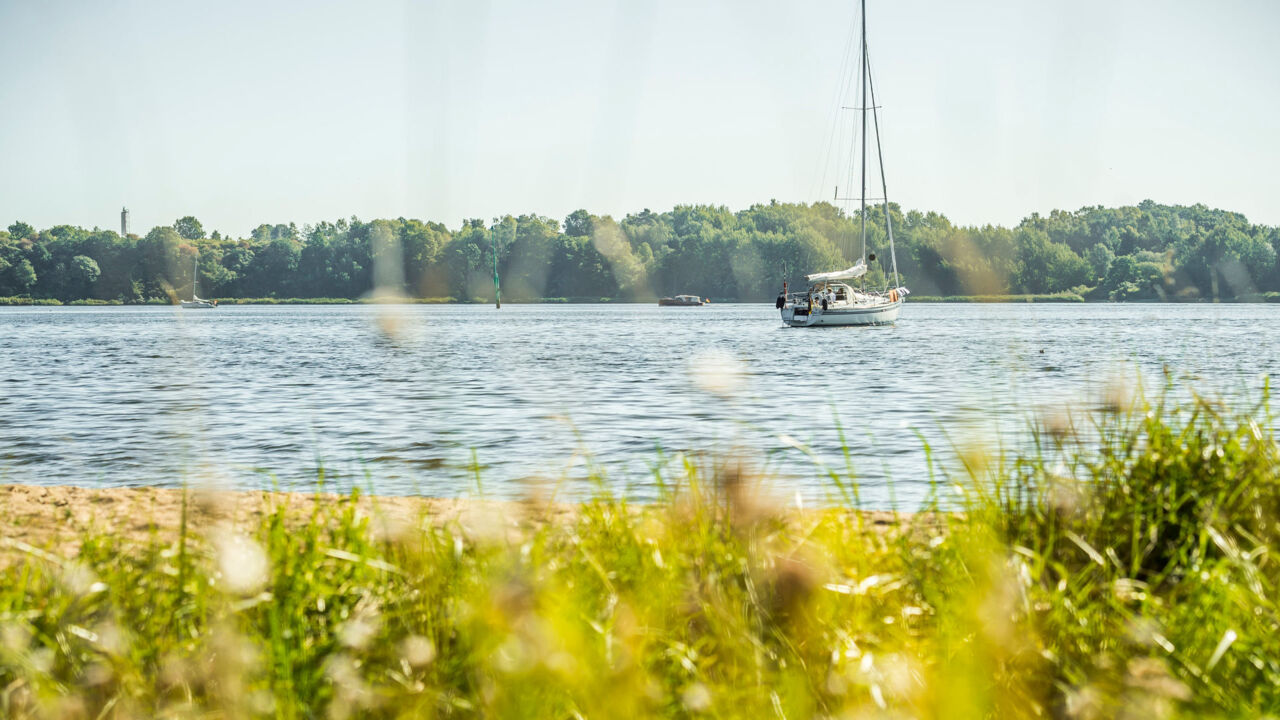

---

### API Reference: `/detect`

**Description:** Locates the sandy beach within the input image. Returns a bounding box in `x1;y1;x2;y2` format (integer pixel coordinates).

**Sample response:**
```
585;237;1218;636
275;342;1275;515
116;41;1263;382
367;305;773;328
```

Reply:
0;483;912;564
0;484;548;562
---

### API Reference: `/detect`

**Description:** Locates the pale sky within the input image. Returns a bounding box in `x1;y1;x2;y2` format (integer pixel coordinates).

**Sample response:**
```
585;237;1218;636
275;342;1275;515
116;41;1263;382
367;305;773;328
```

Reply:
1;0;1277;237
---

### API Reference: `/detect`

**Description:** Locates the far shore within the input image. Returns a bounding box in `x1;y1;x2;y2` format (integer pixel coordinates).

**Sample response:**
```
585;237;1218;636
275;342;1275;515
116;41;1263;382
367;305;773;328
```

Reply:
3;294;1280;306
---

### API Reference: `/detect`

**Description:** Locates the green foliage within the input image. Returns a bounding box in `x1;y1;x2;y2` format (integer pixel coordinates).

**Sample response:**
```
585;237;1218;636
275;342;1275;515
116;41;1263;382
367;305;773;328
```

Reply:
1015;228;1091;293
975;385;1280;714
137;226;189;301
173;216;205;241
5;259;37;294
7;221;35;240
3;201;1277;303
3;388;1280;716
1085;243;1114;283
0;296;61;305
64;256;101;300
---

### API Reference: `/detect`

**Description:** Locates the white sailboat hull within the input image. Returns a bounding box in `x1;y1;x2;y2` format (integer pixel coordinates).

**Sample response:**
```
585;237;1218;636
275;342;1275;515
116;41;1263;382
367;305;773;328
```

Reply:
181;299;216;309
781;299;901;327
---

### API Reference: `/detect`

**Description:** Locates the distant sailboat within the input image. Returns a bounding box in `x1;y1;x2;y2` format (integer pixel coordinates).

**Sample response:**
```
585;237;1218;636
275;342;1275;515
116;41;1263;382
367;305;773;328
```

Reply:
181;256;216;309
492;227;501;309
779;0;908;327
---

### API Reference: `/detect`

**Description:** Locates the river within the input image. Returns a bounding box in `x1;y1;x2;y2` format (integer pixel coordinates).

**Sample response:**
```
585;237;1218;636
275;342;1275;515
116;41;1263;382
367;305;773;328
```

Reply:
1;303;1275;507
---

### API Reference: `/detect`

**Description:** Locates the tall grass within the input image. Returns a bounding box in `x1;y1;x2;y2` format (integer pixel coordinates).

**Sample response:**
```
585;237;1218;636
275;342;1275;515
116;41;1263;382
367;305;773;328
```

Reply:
0;297;63;306
2;387;1278;717
909;292;1086;303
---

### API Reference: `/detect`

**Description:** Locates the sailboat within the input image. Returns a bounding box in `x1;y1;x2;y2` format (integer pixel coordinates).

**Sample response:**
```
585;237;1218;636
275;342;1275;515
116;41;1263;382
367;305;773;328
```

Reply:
779;0;908;327
180;256;217;309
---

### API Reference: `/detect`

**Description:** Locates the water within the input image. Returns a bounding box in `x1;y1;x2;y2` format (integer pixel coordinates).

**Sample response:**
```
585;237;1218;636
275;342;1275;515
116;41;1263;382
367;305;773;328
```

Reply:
1;303;1276;506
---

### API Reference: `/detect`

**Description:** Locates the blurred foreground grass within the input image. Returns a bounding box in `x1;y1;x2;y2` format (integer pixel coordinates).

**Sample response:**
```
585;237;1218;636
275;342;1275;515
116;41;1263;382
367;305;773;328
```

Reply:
2;386;1280;718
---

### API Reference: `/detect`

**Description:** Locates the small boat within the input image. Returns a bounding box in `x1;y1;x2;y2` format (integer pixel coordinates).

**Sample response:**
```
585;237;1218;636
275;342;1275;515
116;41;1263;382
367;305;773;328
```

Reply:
658;295;705;307
181;256;217;309
779;0;907;328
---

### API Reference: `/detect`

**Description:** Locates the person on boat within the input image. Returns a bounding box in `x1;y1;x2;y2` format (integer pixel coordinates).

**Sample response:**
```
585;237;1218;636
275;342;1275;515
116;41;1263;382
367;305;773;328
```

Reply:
775;291;785;309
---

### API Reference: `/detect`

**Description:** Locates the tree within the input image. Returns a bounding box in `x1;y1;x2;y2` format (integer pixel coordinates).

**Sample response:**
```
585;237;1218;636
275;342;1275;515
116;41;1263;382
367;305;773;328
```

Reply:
11;259;37;294
445;220;489;300
400;219;450;296
221;245;256;297
196;245;235;298
7;222;34;240
1014;228;1090;294
0;249;37;295
138;226;186;298
66;255;101;300
502;215;558;300
0;199;1274;303
245;237;301;297
1084;244;1114;284
588;215;645;297
564;209;592;238
174;216;205;240
8;220;36;239
368;219;403;295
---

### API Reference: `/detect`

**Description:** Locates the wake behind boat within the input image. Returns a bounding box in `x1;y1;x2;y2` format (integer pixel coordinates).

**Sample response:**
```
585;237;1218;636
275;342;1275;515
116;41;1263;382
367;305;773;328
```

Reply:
779;0;907;328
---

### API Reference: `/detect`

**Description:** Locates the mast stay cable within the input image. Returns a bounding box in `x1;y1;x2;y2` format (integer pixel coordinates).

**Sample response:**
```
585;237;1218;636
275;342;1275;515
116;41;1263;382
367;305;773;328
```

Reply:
866;54;900;291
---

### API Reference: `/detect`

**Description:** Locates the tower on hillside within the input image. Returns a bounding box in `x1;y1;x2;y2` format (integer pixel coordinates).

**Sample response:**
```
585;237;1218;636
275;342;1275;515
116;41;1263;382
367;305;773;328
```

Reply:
120;207;129;237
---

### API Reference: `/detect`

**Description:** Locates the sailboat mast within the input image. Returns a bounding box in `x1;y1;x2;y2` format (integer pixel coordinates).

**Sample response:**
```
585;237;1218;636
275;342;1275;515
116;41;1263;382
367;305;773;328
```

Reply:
858;0;869;266
192;255;198;298
491;228;501;309
867;54;901;289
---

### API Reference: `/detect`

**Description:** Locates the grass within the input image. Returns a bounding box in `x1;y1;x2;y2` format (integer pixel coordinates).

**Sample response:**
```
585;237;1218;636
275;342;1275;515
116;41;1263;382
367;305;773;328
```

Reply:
910;292;1087;303
1234;292;1280;303
212;295;616;303
0;297;63;306
2;386;1279;717
217;296;360;304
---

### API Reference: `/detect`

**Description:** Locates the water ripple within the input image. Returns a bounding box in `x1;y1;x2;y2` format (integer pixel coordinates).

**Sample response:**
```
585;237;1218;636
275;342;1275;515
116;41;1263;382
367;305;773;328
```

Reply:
0;303;1277;505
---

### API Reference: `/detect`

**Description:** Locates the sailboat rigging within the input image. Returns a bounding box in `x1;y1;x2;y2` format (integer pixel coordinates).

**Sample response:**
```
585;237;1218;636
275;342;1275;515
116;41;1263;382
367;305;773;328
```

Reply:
180;255;217;309
779;0;908;327
491;227;501;309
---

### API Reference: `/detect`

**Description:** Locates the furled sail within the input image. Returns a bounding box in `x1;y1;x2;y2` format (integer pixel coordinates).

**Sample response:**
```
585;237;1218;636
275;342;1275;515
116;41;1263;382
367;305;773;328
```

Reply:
805;260;867;283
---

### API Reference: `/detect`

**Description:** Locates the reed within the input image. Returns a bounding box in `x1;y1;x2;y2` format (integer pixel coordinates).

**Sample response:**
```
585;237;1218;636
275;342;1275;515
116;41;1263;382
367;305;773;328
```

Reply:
909;292;1086;303
1;386;1277;718
0;297;63;306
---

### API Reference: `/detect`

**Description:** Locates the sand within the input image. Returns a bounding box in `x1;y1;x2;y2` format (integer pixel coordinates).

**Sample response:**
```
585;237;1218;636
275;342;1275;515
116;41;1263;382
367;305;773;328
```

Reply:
0;484;548;563
0;483;914;565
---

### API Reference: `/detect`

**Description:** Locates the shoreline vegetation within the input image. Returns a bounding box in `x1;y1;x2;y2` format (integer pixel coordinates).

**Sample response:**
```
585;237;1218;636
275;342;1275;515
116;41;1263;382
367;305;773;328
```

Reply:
4;200;1280;307
5;292;1280;306
3;386;1280;716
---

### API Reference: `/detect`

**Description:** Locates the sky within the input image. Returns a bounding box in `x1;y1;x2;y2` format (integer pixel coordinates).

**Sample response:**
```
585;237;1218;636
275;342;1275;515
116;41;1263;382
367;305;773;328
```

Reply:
1;0;1277;238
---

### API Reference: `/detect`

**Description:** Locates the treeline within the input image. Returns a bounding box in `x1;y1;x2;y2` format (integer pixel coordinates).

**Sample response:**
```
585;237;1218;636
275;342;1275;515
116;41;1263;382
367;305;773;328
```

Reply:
2;200;1278;303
